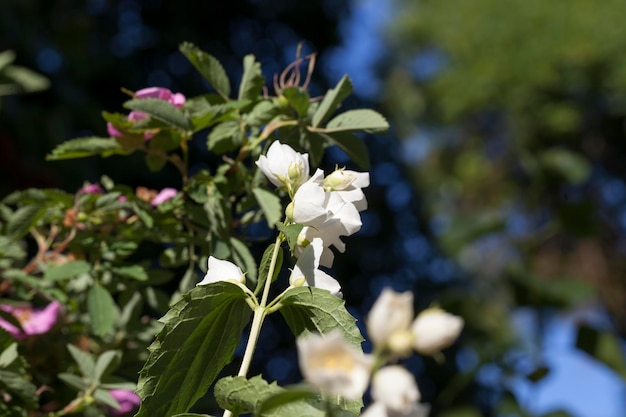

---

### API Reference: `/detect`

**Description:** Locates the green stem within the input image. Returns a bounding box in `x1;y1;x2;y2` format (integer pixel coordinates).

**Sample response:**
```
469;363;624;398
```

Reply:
222;234;283;417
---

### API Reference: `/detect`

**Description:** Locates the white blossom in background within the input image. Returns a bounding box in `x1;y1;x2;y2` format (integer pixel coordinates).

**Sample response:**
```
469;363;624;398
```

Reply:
361;401;431;417
289;238;342;297
411;308;464;355
197;257;245;286
297;330;372;400
367;289;414;354
371;366;421;414
256;141;310;192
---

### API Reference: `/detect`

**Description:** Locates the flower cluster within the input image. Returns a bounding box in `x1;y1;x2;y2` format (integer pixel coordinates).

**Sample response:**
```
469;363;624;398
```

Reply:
107;86;186;140
296;288;463;417
259;141;369;268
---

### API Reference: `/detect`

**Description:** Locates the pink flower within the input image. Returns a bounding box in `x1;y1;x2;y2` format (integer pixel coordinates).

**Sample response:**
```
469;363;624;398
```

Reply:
80;183;103;195
0;301;62;340
107;87;186;139
107;389;141;416
151;188;178;206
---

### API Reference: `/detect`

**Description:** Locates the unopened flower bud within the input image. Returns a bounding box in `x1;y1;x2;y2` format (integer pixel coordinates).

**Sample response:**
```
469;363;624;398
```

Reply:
367;288;414;348
285;202;295;221
323;169;355;191
292;277;306;287
371;366;421;414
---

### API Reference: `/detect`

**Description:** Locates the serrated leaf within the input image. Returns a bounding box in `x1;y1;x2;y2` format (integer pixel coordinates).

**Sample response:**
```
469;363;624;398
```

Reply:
255;244;284;295
238;54;264;101
252;188;282;229
180;42;231;98
44;260;91;282
215;375;278;414
87;284;117;337
256;385;317;415
325;109;388;133
6;205;45;239
320;131;370;169
46;137;122;160
124;98;192;131
312;75;353;127
67;344;95;377
279;286;364;350
135;282;252;417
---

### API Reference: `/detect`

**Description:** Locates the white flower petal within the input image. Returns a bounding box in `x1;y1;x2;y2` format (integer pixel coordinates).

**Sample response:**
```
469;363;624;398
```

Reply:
197;257;245;285
411;309;464;355
372;366;421;413
290;238;342;297
367;288;414;349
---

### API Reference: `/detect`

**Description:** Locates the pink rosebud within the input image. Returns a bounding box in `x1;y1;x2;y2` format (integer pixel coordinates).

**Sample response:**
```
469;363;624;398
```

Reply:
134;87;186;108
107;389;141;416
80;183;104;195
151;188;178;206
107;122;122;138
0;301;62;340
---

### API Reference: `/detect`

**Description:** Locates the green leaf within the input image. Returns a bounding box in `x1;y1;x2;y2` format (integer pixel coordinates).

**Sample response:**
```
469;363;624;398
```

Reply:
256;385;318;415
2;65;49;94
207;120;243;153
172;414;214;417
215;376;339;417
58;373;89;391
0;50;16;71
44;260;91;282
325;109;389;133
312;75;353;127
576;324;626;378
230;237;257;287
112;265;148;281
255;244;284;295
6;206;45;239
320;131;370;169
135;282;252;417
279;286;364;347
87;284;117;337
281;87;310;118
252;187;283;228
93;388;120;408
0;343;19;368
67;344;96;377
46;137;122;160
124;98;192;131
539;148;591;185
180;42;231;98
94;350;121;382
276;223;304;253
238;54;264;101
0;370;38;408
146;152;167;172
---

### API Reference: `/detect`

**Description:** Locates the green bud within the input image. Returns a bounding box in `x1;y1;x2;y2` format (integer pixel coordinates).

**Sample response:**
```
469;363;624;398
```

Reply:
285;202;295;221
323;168;354;191
292;277;306;287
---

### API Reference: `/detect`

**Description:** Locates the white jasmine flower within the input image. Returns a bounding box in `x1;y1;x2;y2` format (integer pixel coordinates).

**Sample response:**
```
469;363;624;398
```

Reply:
411;308;464;355
256;141;309;191
324;169;370;211
289;238;342;297
292;169;327;224
297;330;372;400
371;366;421;414
197;256;245;286
367;288;414;353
